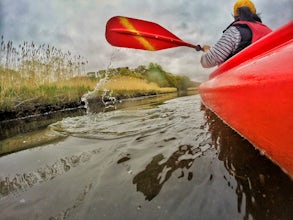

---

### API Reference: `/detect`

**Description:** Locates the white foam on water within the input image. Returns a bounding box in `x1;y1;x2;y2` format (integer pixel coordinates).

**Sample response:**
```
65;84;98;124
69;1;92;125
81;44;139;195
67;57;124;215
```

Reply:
81;49;119;113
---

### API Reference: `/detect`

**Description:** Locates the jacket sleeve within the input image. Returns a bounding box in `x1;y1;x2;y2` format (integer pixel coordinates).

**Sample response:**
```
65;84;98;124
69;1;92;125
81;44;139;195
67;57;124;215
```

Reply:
201;26;241;68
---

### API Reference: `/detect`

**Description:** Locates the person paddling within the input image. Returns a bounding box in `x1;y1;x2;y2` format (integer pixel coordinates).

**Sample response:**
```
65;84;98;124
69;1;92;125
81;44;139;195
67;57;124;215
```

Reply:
200;0;272;68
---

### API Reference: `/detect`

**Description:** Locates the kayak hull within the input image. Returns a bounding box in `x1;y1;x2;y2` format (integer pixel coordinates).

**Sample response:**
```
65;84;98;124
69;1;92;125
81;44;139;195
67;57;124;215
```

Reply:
199;21;293;178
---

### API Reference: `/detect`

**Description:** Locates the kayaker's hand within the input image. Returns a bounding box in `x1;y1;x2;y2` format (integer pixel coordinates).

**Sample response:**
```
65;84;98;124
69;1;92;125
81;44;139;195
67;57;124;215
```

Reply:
202;45;211;52
194;45;202;51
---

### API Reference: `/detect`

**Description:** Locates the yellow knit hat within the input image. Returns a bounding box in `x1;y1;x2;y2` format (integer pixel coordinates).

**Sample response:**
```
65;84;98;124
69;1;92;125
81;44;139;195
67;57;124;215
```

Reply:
234;0;256;16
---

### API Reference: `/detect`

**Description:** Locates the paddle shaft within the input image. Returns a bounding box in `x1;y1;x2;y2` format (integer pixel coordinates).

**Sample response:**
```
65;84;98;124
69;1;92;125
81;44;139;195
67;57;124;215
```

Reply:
110;28;202;50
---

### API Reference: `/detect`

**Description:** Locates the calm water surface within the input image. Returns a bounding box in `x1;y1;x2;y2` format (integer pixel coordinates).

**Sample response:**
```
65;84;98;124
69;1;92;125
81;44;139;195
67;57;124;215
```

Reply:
0;95;292;220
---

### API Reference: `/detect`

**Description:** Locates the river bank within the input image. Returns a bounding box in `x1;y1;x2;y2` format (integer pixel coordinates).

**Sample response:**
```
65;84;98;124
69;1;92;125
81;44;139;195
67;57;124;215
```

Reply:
0;75;181;121
0;90;174;121
1;63;199;121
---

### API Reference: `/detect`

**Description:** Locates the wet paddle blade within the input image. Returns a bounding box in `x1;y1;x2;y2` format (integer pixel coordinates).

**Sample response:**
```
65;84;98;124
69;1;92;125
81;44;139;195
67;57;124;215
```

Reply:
105;16;201;51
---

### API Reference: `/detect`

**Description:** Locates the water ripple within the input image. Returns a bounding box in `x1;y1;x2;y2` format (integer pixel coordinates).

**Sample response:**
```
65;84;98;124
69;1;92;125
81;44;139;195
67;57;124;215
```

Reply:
0;149;100;199
49;97;193;140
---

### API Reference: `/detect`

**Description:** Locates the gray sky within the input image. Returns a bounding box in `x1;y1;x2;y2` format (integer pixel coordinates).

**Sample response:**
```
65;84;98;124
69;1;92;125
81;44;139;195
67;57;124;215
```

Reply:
0;0;292;81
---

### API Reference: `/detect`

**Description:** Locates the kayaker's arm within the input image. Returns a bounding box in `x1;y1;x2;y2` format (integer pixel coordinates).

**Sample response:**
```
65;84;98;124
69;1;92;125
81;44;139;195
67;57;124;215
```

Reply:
200;26;241;68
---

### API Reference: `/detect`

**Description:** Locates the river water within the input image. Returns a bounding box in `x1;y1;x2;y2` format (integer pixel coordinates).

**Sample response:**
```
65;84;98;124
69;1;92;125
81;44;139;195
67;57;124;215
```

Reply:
0;94;292;220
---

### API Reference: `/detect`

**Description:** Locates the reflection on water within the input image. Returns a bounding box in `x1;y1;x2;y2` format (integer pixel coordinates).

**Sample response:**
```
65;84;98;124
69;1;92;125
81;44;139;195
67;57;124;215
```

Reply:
133;144;208;201
0;128;66;156
202;104;293;220
0;95;292;220
0;108;85;140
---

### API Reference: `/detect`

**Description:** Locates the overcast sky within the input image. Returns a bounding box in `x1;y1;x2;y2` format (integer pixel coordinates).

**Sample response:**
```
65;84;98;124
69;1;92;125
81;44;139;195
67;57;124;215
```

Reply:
0;0;292;81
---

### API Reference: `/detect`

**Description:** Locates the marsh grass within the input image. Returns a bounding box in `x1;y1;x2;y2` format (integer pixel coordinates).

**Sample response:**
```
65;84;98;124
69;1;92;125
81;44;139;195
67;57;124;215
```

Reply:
0;37;92;111
0;68;176;112
0;37;184;114
0;69;97;110
0;36;87;79
99;76;177;95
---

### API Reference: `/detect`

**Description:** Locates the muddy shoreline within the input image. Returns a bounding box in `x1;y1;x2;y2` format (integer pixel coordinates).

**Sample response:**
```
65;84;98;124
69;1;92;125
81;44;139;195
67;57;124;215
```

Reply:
0;92;161;122
0;100;84;121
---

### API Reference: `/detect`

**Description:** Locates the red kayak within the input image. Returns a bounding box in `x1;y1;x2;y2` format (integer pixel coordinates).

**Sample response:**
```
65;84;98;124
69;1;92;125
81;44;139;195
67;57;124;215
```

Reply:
199;21;293;178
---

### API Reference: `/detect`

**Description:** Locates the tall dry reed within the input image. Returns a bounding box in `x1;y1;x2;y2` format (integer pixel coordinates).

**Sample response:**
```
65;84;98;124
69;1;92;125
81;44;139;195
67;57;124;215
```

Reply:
0;36;88;83
0;36;90;110
99;76;177;93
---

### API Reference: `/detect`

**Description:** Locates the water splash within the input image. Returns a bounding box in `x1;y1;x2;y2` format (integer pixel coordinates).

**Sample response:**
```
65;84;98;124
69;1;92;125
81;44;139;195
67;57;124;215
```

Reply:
81;49;119;113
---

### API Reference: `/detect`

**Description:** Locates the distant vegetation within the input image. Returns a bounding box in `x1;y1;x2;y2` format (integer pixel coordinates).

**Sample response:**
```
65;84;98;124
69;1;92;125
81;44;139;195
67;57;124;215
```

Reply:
88;63;199;91
0;36;199;116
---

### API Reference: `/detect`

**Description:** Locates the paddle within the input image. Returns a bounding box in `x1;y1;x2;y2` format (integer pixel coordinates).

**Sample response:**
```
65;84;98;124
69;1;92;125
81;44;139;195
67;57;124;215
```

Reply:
105;16;203;51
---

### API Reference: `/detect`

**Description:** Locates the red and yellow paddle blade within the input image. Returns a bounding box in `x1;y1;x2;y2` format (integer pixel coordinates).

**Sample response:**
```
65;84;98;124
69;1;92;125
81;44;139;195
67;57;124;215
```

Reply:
105;16;201;51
